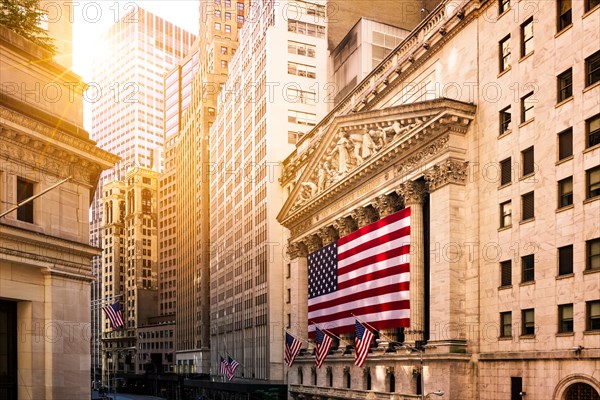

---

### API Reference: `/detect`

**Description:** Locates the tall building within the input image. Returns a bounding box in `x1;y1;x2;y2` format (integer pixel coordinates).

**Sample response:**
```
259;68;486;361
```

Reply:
0;23;118;399
278;0;600;399
174;0;249;373
208;0;329;387
89;7;195;379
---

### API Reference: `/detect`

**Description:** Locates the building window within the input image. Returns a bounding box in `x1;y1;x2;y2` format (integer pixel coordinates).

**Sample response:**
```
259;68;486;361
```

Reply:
587;300;600;331
225;24;231;33
500;260;512;287
500;157;512;186
558;177;573;208
521;18;533;57
16;177;34;223
558;304;573;333
288;110;316;126
499;0;510;14
587;238;600;270
288;40;316;57
521;191;534;221
587;114;600;148
558;128;573;160
557;68;573;102
511;377;523;400
237;2;244;10
586;50;600;87
587;166;600;199
521;147;534;176
214;22;221;30
522;254;535;282
221;60;228;69
521;309;535;335
558;245;573;275
500;200;512;228
586;0;600;11
521;92;535;122
500;311;512;337
499;35;511;72
500;106;511;134
237;15;244;23
225;12;231;20
287;61;316;78
221;46;227;54
557;0;572;31
215;10;221;18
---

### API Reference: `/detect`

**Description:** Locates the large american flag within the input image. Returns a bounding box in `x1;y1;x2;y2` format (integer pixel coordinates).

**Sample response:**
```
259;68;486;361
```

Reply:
308;208;410;335
102;301;124;329
285;332;302;367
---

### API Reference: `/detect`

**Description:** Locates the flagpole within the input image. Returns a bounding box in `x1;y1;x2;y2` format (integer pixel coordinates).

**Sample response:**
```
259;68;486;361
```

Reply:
310;321;352;347
351;313;399;344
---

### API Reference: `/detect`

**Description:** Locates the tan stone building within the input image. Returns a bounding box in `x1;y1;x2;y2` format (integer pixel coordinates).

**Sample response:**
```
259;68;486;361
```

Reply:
0;24;118;400
278;0;600;399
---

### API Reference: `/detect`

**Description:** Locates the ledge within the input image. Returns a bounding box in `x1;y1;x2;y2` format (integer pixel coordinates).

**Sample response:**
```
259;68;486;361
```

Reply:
555;273;574;280
498;129;512;139
556;204;574;213
519;51;534;63
583;80;600;94
583;143;600;154
554;24;573;38
519;118;535;129
555;97;573;108
583;3;600;17
556;155;574;166
498;66;512;79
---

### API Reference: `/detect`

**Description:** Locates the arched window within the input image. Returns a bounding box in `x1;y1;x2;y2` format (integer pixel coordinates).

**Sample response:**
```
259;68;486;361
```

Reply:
564;383;600;400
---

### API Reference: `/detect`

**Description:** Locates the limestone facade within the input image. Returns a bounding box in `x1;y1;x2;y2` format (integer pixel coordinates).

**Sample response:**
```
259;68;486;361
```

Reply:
278;0;600;399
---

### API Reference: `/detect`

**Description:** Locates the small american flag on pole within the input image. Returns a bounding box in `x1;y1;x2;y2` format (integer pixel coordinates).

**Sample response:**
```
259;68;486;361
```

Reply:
308;208;410;335
226;356;239;381
354;319;375;367
219;356;229;376
102;301;124;329
285;332;302;367
314;327;333;368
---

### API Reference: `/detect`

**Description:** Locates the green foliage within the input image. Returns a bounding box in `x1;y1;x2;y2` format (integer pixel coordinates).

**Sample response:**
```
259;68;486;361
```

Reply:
0;0;57;55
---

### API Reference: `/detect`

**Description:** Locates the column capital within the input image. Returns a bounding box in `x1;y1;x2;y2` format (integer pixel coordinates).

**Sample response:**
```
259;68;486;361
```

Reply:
333;216;357;237
317;226;338;246
372;193;401;218
287;240;308;259
305;235;322;254
424;159;468;192
351;206;378;228
396;180;427;205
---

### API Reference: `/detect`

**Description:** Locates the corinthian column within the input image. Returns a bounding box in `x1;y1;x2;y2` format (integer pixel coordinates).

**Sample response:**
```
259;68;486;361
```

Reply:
287;240;309;352
396;180;427;345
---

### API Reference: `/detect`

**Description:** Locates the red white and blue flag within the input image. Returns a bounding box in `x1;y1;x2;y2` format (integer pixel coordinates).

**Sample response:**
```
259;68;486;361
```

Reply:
314;327;333;368
308;208;411;335
226;356;239;381
103;301;124;329
354;320;375;367
285;332;302;367
219;355;229;376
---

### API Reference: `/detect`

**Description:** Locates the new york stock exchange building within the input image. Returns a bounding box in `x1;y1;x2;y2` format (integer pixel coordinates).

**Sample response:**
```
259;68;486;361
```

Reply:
277;0;600;399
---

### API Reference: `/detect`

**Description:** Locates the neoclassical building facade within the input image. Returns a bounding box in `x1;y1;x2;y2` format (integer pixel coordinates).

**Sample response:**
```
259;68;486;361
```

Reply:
278;0;600;399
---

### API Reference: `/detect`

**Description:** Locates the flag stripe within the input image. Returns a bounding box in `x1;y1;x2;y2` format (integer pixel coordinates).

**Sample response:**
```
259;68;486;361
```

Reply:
309;310;410;334
309;284;410;316
339;263;409;288
310;300;410;326
338;226;410;263
339;255;409;283
338;208;410;246
338;241;410;273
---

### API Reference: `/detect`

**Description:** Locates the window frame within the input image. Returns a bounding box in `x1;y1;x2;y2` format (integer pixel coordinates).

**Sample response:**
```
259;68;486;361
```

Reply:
499;35;511;72
500;106;512;135
500;311;512;337
521;191;534;221
558;128;573;160
521;92;535;123
557;68;573;103
558;303;574;333
557;0;572;32
585;50;600;87
558;245;574;276
587;300;600;331
500;260;512;287
522;254;535;283
520;17;534;57
586;238;600;271
500;200;512;228
586;0;600;12
521;308;535;336
500;157;512;186
16;177;35;224
558;176;573;208
521;146;534;177
499;0;510;14
587;166;600;199
586;114;600;148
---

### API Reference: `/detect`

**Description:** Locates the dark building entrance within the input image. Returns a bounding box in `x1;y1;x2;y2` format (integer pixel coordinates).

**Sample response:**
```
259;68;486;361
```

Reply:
0;300;17;400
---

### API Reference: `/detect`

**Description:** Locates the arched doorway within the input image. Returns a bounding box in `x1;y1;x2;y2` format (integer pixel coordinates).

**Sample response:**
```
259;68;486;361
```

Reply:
564;383;600;400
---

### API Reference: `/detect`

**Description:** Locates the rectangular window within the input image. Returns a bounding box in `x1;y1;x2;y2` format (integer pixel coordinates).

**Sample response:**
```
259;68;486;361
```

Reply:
586;50;600;87
221;46;227;54
500;200;512;228
221;60;228;69
522;191;534;221
587;166;600;199
557;68;573;102
521;308;535;335
288;110;316;126
288;40;316;58
511;377;523;400
558;128;573;160
225;24;231;33
587;238;600;270
215;9;221;18
521;18;533;57
225;12;231;20
587;300;600;331
558;304;573;333
499;35;511;72
237;15;244;23
587;114;600;148
237;2;244;10
557;0;572;31
558;177;573;208
586;0;600;11
499;0;510;14
287;61;316;78
16;177;34;223
214;22;221;30
286;88;316;104
558;245;573;275
500;157;512;186
500;260;512;286
522;254;535;282
500;106;511;134
521;92;535;122
521;147;534;176
500;312;512;337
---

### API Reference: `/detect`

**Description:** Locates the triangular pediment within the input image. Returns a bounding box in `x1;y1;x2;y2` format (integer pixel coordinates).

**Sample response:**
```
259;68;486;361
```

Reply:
277;98;476;227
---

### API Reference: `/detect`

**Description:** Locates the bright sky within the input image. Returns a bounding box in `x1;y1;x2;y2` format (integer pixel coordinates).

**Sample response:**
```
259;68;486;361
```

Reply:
72;0;199;80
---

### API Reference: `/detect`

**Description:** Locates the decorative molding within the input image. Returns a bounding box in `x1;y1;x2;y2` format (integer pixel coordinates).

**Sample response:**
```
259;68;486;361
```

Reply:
287;240;308;259
396;181;427;205
395;134;449;176
351;206;378;228
305;235;322;253
424;159;469;191
372;193;401;218
333;216;357;238
317;226;338;246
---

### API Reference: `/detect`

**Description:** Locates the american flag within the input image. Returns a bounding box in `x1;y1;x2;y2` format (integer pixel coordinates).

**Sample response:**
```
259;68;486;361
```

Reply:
226;356;239;381
285;332;302;367
354;320;375;367
314;327;333;368
102;301;124;329
219;356;229;376
308;208;411;335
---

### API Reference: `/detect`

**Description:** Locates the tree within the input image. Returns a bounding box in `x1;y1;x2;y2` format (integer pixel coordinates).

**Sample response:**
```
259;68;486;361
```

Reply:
0;0;56;54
